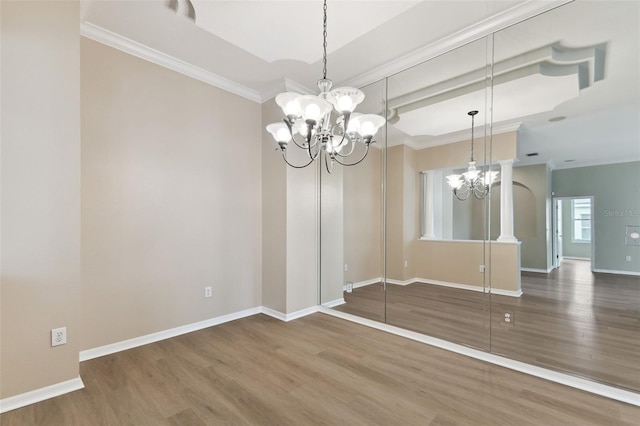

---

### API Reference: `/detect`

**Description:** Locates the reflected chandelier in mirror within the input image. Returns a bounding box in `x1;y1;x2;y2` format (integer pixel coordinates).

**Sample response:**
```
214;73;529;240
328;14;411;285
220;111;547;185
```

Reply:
446;110;499;200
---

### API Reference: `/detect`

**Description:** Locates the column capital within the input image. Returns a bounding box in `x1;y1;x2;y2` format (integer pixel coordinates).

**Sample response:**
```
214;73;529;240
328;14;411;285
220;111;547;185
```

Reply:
498;159;516;167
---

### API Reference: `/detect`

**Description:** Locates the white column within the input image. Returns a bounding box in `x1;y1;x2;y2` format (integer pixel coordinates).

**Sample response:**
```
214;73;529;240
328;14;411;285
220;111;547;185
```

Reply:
497;160;517;242
424;171;436;239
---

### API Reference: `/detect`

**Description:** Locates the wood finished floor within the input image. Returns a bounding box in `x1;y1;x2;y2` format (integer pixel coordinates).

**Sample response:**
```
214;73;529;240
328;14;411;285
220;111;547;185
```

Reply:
1;313;639;425
334;259;640;392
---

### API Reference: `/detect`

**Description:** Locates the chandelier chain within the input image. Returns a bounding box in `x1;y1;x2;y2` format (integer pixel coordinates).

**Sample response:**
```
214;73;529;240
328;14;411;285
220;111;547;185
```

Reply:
322;0;328;80
470;112;475;162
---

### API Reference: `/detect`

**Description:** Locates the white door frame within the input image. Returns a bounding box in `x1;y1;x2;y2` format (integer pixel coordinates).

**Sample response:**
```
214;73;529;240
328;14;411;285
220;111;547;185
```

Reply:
552;196;595;271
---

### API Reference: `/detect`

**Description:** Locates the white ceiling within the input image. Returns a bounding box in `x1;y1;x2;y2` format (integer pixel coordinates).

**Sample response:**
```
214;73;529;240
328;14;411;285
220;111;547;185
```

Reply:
81;0;639;170
191;0;421;64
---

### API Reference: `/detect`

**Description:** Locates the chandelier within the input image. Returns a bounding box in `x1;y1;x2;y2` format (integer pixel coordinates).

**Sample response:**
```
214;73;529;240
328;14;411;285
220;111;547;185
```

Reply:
265;0;385;173
445;110;499;200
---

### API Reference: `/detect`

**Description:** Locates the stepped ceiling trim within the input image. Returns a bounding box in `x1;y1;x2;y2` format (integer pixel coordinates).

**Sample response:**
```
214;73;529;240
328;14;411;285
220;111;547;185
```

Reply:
341;0;572;89
389;42;605;138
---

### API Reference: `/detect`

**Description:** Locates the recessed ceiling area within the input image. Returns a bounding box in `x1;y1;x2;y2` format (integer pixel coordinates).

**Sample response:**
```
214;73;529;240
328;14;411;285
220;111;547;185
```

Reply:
191;0;420;64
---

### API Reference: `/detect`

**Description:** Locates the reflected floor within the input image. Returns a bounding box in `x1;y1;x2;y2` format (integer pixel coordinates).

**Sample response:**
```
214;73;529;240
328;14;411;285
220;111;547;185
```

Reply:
334;282;490;350
333;259;640;392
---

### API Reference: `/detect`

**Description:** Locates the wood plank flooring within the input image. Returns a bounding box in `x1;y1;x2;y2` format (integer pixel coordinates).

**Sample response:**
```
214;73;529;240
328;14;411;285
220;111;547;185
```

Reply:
1;313;639;425
335;259;640;392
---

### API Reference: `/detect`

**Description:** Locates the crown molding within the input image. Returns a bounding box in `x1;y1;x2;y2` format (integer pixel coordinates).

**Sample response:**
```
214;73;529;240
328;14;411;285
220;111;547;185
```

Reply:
493;122;523;135
260;78;315;102
80;21;262;103
284;79;315;95
340;0;573;89
551;157;640;171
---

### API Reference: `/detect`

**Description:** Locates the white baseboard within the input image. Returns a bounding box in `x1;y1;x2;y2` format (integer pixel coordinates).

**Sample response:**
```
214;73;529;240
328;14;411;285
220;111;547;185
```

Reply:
521;267;553;273
347;277;521;297
261;305;319;322
80;306;262;361
351;277;381;289
414;278;522;298
259;306;287;321
318;307;640;407
0;377;84;414
81;304;322;363
593;268;640;277
386;278;414;286
322;298;346;308
417;278;482;292
562;257;591;261
490;288;524;297
283;306;320;321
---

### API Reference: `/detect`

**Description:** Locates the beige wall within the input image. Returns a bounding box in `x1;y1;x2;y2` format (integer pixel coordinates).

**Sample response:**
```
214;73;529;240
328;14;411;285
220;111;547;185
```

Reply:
387;145;420;281
1;1;81;398
320;162;344;305
489;242;521;292
262;99;318;315
415;240;485;286
261;101;287;313
514;164;550;270
81;39;262;350
387;146;404;280
343;148;382;284
414;240;520;292
403;146;419;279
285;145;318;314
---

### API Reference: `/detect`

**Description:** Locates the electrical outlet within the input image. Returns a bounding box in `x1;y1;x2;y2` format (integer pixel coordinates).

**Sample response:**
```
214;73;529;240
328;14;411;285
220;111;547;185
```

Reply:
626;256;632;262
345;282;353;293
479;264;486;273
204;286;212;298
344;264;348;272
51;327;67;347
502;312;514;326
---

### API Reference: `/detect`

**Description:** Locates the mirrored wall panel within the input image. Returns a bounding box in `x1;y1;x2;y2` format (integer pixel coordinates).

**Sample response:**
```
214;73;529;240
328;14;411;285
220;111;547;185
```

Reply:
321;78;386;322
489;0;640;392
384;36;494;351
321;0;639;394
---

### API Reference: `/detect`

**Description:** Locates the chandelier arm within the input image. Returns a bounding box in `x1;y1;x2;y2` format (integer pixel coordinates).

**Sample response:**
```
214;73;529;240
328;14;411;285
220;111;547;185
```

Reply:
329;126;355;158
281;150;314;169
332;143;371;167
306;123;325;161
329;130;357;158
454;186;471;201
308;134;324;161
472;181;489;199
290;133;309;150
333;138;357;158
283;119;309;150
